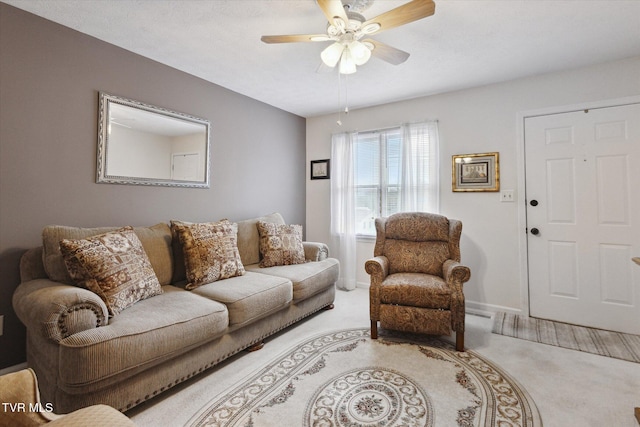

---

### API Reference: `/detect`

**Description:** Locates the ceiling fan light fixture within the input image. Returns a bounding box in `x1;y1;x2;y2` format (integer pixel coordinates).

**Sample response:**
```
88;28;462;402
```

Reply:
339;48;357;74
321;42;345;68
349;40;371;65
261;0;437;76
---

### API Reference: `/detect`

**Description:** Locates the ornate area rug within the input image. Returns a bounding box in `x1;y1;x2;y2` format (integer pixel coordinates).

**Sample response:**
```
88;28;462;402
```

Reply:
187;328;541;427
493;312;640;363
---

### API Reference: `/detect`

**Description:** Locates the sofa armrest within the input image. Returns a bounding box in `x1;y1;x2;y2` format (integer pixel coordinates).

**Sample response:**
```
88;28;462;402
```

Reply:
303;241;329;261
48;405;137;426
0;368;53;425
12;279;108;344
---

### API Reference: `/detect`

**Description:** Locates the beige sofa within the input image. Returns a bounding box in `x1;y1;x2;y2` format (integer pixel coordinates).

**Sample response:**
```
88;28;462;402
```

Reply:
12;213;339;414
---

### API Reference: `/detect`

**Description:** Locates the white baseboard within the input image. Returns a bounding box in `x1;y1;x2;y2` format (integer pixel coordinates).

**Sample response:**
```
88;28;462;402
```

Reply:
0;362;27;376
356;281;369;289
466;301;523;318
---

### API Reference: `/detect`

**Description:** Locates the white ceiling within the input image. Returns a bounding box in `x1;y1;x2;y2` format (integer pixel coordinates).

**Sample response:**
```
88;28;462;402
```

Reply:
5;0;640;117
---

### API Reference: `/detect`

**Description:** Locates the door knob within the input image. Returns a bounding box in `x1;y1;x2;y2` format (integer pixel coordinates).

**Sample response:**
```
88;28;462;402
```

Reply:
530;200;539;206
530;227;540;235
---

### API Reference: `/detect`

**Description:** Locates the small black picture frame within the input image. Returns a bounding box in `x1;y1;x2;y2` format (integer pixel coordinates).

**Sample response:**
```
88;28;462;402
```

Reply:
310;159;330;180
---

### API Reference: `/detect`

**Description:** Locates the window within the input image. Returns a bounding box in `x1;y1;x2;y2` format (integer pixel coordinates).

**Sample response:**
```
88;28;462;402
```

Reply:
354;128;403;234
331;121;440;237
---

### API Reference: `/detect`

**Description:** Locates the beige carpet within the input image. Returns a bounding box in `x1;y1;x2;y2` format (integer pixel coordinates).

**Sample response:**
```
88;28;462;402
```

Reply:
187;328;541;427
492;312;640;363
128;288;640;427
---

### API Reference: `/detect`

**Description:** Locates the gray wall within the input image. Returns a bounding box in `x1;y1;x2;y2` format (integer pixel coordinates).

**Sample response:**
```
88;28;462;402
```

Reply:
0;4;306;368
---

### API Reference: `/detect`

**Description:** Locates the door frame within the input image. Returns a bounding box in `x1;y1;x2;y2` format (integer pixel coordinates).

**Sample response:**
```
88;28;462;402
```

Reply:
171;151;200;180
515;95;640;318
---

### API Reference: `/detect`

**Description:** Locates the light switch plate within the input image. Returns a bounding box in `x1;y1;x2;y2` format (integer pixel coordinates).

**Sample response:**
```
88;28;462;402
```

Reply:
500;190;515;202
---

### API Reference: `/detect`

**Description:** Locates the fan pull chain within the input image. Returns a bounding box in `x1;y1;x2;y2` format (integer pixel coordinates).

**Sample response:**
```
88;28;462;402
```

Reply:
337;72;349;126
344;73;349;114
337;72;343;125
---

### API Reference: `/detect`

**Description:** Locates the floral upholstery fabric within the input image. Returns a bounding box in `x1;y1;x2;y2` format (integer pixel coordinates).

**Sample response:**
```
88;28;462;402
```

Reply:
380;305;452;335
366;212;470;346
171;220;245;290
384;240;450;276
257;221;306;267
59;226;163;316
383;212;450;242
379;273;451;309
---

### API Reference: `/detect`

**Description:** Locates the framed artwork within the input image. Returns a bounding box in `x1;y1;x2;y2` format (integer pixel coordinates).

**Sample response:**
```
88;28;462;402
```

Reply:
452;152;499;192
310;159;330;180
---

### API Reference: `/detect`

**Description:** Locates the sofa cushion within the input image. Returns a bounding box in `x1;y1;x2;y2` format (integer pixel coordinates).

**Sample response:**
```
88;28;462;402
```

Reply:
59;227;163;316
171;220;245;290
257;222;306;267
57;286;228;390
236;213;285;266
246;258;339;302
43;223;173;286
190;271;292;326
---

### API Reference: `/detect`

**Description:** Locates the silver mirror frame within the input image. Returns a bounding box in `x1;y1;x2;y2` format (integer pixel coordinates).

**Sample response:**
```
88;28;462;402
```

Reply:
97;92;211;188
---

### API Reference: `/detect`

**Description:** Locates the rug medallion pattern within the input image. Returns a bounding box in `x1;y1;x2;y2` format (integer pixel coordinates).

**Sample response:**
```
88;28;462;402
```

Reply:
188;329;541;427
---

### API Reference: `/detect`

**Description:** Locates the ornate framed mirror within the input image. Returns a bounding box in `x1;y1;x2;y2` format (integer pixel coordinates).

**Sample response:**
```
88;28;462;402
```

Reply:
97;92;210;188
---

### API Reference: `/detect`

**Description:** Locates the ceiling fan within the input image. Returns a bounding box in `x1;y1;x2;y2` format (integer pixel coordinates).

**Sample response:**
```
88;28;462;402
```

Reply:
261;0;436;75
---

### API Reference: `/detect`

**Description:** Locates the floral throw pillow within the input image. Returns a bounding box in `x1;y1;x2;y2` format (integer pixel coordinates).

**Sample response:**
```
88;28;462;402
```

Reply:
59;226;163;316
257;221;306;267
171;219;245;290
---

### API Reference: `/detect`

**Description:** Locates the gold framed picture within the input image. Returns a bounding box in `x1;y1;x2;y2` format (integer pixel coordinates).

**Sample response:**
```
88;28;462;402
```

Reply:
452;152;499;192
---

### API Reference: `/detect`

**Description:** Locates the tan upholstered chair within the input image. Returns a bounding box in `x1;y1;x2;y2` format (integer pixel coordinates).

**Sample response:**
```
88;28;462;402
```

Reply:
0;368;136;427
365;212;471;351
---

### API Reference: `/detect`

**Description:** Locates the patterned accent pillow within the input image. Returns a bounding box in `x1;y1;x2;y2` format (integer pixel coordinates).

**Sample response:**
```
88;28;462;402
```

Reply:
171;219;245;290
257;221;306;267
59;226;163;316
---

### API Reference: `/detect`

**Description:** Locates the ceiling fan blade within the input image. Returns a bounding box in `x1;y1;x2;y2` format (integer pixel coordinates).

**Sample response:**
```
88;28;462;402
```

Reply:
261;34;331;44
364;39;410;65
317;0;350;27
362;0;435;34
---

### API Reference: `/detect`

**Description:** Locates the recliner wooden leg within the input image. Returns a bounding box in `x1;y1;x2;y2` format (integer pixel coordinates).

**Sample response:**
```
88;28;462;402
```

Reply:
456;331;464;352
371;320;378;339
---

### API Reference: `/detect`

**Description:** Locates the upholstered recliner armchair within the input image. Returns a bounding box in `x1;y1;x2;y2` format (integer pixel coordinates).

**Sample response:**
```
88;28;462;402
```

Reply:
0;368;136;427
365;212;471;351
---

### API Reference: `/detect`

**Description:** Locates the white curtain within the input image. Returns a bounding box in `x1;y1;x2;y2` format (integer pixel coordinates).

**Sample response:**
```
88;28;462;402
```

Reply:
330;131;357;291
330;122;439;291
400;121;440;213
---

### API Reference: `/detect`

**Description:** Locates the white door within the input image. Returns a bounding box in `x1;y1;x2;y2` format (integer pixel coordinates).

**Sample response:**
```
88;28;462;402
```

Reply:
525;103;640;334
172;153;200;181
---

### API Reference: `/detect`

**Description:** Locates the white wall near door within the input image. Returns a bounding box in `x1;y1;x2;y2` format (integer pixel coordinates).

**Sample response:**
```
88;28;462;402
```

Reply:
306;56;640;316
